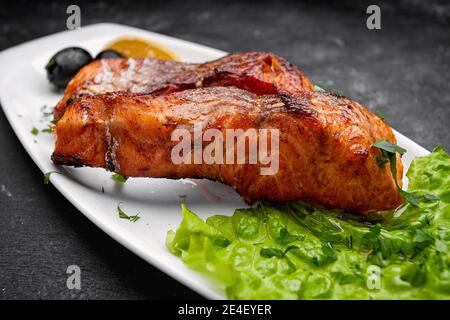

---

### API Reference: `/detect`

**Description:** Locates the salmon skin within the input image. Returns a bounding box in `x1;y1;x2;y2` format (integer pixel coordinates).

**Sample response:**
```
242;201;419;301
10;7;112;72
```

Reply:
54;51;313;121
52;87;403;213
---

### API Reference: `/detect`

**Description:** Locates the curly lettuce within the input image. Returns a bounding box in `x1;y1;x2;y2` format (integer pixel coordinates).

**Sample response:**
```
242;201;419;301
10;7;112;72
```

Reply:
166;147;450;299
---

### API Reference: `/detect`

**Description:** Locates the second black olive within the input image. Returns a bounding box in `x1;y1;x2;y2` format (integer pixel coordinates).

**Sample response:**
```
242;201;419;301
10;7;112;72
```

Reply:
45;47;93;89
95;50;124;59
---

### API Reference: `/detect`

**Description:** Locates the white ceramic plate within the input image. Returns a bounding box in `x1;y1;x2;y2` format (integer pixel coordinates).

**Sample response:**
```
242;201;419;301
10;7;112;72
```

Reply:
0;23;430;300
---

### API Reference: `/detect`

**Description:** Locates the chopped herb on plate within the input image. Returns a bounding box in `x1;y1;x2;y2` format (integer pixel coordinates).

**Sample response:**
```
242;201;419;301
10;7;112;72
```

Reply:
111;173;128;184
375;112;385;121
43;171;59;185
117;203;140;222
372;140;439;206
31;127;39;135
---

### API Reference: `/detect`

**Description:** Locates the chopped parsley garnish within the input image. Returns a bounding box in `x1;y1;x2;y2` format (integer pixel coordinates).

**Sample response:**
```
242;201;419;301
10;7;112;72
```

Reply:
31;127;39;135
45;57;56;71
373;140;407;155
372;140;439;206
260;245;299;258
41;127;53;134
313;84;347;99
260;247;284;258
375;112;385;121
313;84;327;93
117;203;140;222
261;243;332;272
111;173;128;184
362;223;381;242
374;154;389;167
277;228;304;245
313;242;338;266
43;171;59;185
213;236;231;248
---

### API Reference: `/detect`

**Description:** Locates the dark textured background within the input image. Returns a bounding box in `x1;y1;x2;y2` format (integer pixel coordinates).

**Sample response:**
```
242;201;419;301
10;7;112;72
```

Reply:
0;0;449;299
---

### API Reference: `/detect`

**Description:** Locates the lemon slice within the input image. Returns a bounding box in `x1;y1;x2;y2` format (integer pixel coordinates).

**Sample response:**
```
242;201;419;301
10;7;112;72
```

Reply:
104;37;180;61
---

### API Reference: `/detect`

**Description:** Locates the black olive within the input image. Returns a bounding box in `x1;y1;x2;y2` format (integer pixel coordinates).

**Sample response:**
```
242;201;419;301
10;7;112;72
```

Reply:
95;50;124;60
45;47;93;89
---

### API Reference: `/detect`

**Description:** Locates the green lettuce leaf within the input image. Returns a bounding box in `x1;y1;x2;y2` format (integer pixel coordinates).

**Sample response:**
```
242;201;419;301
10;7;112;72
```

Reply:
166;148;450;299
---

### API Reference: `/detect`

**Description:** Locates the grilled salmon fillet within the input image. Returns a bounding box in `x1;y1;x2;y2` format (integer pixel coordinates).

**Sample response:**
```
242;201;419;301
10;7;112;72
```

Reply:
52;87;403;213
54;51;313;120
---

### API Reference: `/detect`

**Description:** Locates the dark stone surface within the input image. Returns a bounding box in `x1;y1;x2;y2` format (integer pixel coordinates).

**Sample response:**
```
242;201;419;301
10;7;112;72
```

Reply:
0;0;449;299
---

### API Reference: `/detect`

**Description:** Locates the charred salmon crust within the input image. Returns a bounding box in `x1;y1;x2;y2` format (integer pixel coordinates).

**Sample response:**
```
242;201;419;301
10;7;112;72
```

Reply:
52;87;403;213
54;51;313;120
